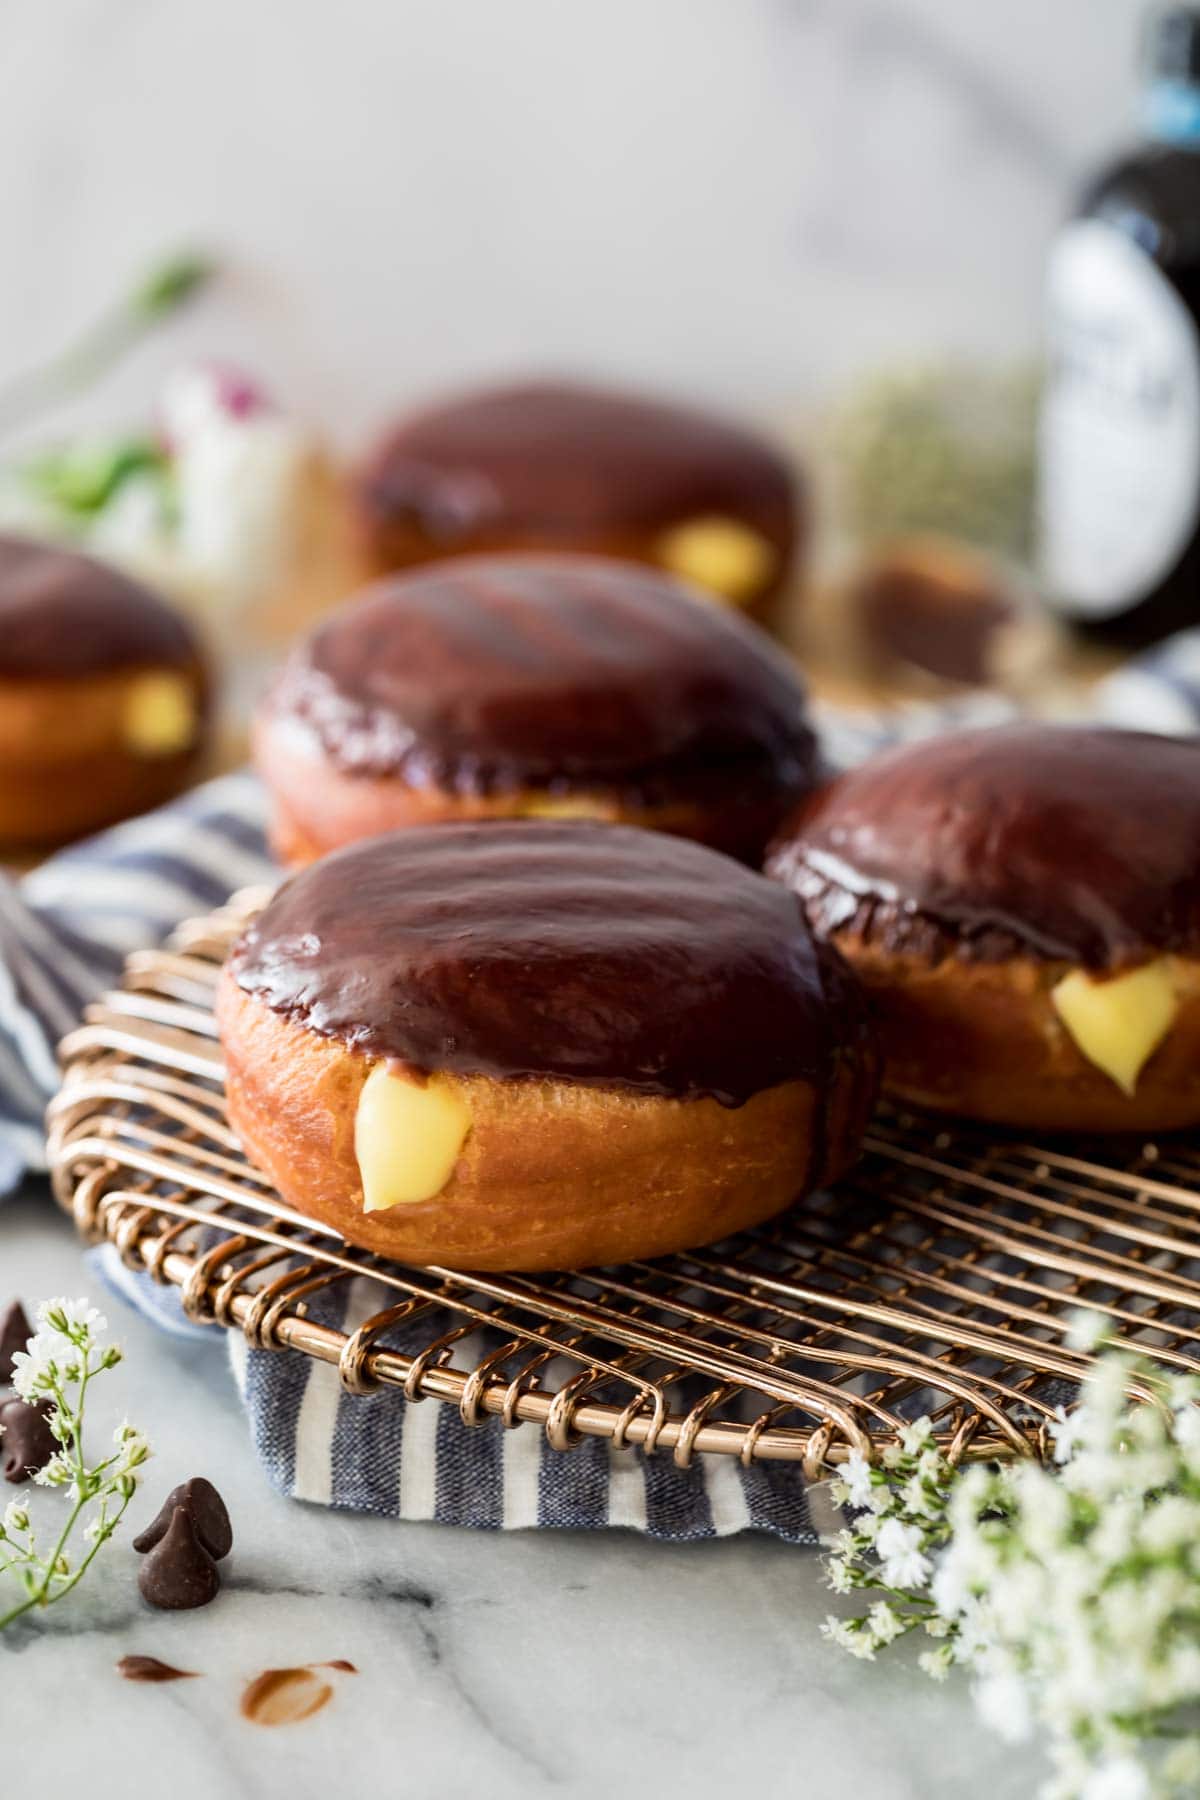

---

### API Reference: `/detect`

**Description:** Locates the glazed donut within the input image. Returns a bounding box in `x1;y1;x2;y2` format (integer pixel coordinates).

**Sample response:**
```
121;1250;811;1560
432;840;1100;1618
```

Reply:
0;536;208;845
767;724;1200;1132
254;553;821;868
216;822;879;1270
351;380;800;619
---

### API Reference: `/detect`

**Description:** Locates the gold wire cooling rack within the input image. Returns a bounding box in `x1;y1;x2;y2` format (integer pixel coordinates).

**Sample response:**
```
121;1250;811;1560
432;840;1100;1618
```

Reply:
45;890;1200;1475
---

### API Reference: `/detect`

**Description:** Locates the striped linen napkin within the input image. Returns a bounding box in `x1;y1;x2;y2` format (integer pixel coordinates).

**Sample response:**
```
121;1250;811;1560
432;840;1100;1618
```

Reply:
4;647;1197;1536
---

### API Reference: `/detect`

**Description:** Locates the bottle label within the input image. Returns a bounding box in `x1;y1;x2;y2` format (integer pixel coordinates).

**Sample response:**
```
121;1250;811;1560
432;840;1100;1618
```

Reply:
1039;217;1200;618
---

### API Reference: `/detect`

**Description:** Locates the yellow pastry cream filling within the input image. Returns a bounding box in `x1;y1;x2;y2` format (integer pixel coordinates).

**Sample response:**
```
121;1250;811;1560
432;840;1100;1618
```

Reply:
654;515;776;606
355;1063;472;1211
1050;959;1180;1097
517;794;619;822
122;673;197;758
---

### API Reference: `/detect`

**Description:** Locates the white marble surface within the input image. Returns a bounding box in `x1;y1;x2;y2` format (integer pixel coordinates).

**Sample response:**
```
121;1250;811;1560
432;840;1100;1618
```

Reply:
0;0;1151;450
0;1186;1044;1799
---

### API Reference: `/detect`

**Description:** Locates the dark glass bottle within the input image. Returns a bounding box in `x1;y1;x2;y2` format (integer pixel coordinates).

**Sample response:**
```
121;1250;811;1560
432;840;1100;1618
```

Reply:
1039;6;1200;645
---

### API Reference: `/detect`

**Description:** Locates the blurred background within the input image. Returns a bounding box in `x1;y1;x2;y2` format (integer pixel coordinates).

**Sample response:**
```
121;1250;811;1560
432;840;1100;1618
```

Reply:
0;0;1145;443
0;0;1194;792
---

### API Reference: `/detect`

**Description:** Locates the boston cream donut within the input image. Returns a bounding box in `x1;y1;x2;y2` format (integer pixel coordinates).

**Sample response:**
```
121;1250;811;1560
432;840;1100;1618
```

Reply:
255;553;821;867
352;380;800;617
216;822;878;1270
767;725;1200;1132
0;536;207;844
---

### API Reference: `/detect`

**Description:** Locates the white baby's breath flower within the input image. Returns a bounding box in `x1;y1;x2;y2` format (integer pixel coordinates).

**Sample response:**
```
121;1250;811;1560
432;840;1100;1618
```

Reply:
866;1601;905;1646
31;1452;72;1489
820;1335;1200;1794
875;1517;932;1591
1079;1356;1135;1438
972;1668;1034;1745
39;1298;106;1343
1162;1739;1200;1788
112;1422;150;1476
901;1472;941;1519
946;1596;995;1665
1049;1403;1086;1465
1160;1641;1200;1709
836;1450;876;1511
825;1556;855;1595
1077;1756;1150;1800
1066;1308;1111;1353
821;1616;875;1659
9;1331;60;1400
1172;1400;1200;1457
0;1292;149;1634
899;1417;934;1456
1136;1491;1200;1557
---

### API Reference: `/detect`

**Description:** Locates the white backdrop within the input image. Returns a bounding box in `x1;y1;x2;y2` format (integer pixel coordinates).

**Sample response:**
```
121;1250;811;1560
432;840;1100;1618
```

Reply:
0;0;1150;448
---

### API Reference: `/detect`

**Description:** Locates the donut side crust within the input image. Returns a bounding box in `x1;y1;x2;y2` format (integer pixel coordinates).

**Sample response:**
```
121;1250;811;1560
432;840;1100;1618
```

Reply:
216;972;873;1270
255;713;802;868
0;663;207;844
827;930;1200;1131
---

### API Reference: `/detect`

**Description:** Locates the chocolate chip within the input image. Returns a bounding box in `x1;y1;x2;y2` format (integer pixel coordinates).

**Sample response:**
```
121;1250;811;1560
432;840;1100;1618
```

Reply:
137;1506;220;1611
0;1397;56;1483
133;1477;232;1561
0;1301;31;1385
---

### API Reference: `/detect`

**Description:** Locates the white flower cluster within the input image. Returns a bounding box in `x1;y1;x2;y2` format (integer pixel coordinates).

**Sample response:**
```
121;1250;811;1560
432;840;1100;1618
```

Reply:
0;1297;149;1630
0;361;313;622
821;1313;1200;1800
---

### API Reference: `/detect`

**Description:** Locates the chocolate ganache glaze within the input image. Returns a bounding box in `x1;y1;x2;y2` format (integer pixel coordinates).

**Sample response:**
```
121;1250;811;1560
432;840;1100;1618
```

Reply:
229;822;869;1106
0;536;196;678
355;380;796;554
263;554;819;802
768;725;1200;970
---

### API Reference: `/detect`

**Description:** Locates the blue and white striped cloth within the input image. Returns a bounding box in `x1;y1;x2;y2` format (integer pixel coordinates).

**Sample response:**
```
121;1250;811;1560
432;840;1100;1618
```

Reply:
4;635;1200;1537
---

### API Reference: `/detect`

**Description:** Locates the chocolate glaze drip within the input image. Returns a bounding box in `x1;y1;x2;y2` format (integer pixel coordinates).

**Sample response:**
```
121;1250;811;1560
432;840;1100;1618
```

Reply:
768;725;1200;969
0;536;197;678
229;821;869;1106
262;554;819;807
355;379;796;555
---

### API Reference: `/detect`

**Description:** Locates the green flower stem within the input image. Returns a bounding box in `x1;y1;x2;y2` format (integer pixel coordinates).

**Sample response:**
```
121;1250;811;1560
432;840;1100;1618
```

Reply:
0;1491;88;1629
0;249;215;440
27;1490;133;1614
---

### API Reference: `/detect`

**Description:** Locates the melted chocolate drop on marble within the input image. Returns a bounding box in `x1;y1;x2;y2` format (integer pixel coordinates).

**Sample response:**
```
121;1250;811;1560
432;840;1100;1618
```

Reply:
261;553;818;809
117;1655;200;1683
240;1667;334;1727
229;821;871;1107
769;724;1200;969
0;536;197;679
